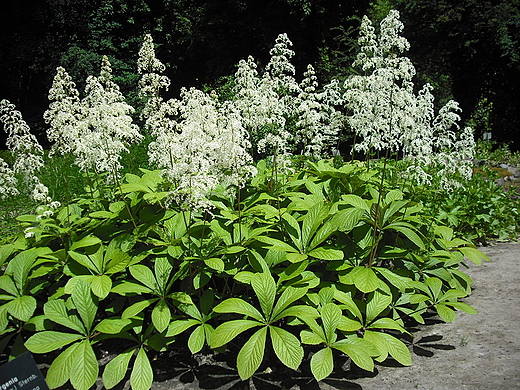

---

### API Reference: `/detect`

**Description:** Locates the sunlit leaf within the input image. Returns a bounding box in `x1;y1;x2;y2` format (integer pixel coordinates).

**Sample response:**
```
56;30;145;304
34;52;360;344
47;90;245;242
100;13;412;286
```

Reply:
237;326;267;380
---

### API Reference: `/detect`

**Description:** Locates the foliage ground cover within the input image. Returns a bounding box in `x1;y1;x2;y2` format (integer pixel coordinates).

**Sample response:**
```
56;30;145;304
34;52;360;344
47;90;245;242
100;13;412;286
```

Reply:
0;9;518;390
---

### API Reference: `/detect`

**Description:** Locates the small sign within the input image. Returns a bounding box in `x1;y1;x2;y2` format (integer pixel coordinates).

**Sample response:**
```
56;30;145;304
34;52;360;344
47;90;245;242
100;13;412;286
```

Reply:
0;352;49;390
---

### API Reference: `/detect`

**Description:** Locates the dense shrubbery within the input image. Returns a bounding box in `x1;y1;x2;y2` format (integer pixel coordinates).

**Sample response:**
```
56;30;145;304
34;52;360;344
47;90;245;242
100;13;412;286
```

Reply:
0;9;517;389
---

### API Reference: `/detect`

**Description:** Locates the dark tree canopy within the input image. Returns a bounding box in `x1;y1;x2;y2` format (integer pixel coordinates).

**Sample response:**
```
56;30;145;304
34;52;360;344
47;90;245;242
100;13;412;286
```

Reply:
1;0;518;150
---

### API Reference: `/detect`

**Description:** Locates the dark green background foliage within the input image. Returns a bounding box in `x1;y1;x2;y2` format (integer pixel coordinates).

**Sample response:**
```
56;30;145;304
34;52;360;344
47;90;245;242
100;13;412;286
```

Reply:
0;0;518;149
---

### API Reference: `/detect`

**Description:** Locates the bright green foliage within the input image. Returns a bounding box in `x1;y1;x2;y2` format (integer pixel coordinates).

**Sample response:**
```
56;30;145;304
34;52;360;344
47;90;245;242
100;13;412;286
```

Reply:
211;272;312;379
0;155;494;388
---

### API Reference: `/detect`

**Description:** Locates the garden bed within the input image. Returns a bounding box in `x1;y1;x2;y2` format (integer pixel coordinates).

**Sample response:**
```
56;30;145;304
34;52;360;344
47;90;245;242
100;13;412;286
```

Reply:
63;241;518;390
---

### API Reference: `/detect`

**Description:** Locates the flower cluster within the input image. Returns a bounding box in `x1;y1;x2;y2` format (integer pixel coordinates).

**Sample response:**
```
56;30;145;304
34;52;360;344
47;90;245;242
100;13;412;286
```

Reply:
147;87;255;211
44;66;81;156
233;35;343;162
344;11;416;154
344;10;476;190
138;35;257;211
0;99;50;203
137;34;171;125
0;158;18;200
45;56;142;183
294;65;343;158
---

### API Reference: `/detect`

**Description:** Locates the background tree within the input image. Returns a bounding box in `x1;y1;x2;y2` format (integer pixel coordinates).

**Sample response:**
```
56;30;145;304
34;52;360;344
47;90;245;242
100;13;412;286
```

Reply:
1;0;518;150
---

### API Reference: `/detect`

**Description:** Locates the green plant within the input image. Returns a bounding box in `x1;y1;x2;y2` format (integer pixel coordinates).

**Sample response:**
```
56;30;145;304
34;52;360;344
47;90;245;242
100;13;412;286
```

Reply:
210;272;313;380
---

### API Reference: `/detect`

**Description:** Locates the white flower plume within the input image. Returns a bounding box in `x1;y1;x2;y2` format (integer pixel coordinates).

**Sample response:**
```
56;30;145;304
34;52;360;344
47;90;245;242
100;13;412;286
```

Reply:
0;99;50;203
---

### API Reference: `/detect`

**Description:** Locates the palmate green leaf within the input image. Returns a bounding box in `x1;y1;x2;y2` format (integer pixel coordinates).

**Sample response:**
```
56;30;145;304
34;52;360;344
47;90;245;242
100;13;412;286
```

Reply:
310;347;333;382
281;212;302;251
68;251;97;273
425;277;443;301
409;293;430;304
301;202;329;247
366;288;392;323
44;299;85;334
46;342;80;389
374;267;412;291
326;207;364;235
176;302;202;321
277;305;320;323
130;265;158;293
300;329;325;345
255;236;299;253
70;339;99;390
0;275;18;296
105;249;132;274
458;246;489;265
435;303;457;322
188;325;206;354
270;326;303;370
5;249;37;292
439;288;467;302
333;289;362;320
271;286;308;321
346;267;380;293
154;257;173;291
444;301;477;314
64;276;95;295
25;331;83;353
122;298;158;319
89;211;115;219
0;244;14;268
203;323;214;345
247;250;270;273
95;318;133;334
333;338;375;372
23;314;52;332
277;261;309;286
210;320;261;349
321;303;341;343
204;258;225;272
363;330;412;366
385;222;425;250
102;348;134;389
91;275;112;299
307;247;344;261
166;319;200;337
337;316;362;332
111;281;153;295
168;292;193;304
340;194;370;211
130;347;153;390
152;299;171;333
366;318;409;334
213;298;264;321
70;235;102;251
71;279;97;333
286;252;308;263
237;326;268;380
5;295;36;322
251;273;276;319
308;217;338;252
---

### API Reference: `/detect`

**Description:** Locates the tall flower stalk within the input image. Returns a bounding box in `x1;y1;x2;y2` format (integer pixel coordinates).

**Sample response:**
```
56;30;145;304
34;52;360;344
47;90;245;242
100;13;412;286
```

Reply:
45;57;142;188
0;99;50;203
